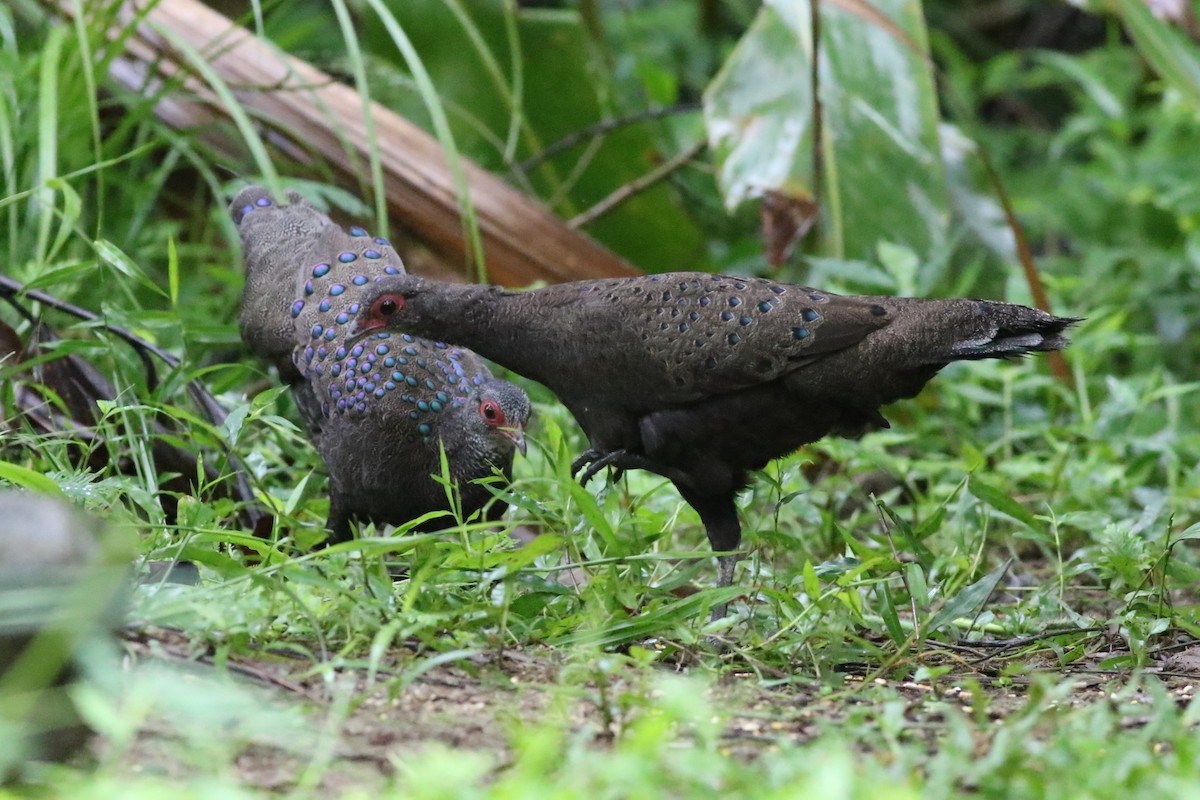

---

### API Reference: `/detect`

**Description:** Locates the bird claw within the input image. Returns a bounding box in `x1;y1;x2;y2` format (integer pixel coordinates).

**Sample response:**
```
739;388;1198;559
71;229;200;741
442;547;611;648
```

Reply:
573;449;628;486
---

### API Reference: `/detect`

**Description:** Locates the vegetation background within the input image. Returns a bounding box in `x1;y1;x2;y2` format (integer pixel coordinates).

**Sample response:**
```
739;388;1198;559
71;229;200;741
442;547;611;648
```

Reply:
2;0;1200;796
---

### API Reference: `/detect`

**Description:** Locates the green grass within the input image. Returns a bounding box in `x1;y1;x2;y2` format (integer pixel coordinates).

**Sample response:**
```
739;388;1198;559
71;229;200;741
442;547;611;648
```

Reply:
3;0;1200;797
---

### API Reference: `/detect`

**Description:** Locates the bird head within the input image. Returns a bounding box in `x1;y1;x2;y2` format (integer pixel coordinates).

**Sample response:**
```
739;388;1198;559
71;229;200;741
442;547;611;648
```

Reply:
347;275;430;341
474;379;531;457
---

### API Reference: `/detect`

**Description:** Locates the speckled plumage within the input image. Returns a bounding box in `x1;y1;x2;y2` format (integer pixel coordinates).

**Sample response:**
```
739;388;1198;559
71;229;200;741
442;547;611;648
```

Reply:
348;271;1078;609
231;188;530;539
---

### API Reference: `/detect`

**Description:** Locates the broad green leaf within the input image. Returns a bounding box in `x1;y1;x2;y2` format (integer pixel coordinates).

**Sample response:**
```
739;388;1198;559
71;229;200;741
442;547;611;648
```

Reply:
925;558;1011;634
0;463;63;496
1113;0;1200;108
704;0;948;259
969;477;1044;535
365;0;706;270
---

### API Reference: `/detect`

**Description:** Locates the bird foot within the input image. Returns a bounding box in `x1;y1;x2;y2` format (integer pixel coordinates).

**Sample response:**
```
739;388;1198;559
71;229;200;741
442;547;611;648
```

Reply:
573;449;630;486
572;448;691;487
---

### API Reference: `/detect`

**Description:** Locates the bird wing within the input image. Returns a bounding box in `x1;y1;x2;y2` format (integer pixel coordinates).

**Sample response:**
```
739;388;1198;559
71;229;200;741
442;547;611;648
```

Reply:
553;273;894;400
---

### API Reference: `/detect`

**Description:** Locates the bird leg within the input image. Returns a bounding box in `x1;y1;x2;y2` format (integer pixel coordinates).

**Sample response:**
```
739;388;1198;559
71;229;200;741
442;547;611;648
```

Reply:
676;486;743;622
572;448;625;485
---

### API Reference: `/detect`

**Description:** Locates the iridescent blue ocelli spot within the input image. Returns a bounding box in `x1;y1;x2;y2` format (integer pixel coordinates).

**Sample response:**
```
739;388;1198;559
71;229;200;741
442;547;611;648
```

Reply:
416;358;427;369
255;196;271;207
734;281;747;290
356;402;367;413
364;382;376;393
727;333;741;345
352;275;368;286
313;364;323;376
770;286;785;295
335;347;347;360
728;296;742;307
330;363;342;377
406;375;418;386
418;423;432;436
472;376;484;385
808;293;825;301
376;332;388;340
424;379;437;391
402;334;415;343
350;226;367;237
328;312;345;326
385;381;396;391
409;410;420;420
304;280;315;296
758;302;772;312
430;400;443;412
348;303;361;314
375;237;390;246
317;345;327;359
793;327;811;339
240;205;254;217
384;266;400;275
382;357;396;368
312;263;330;278
699;296;711;307
351;345;364;357
290;300;305;318
659;322;669;331
739;316;753;326
397;356;408;365
329;284;346;296
338;252;357;263
720;311;734;322
435;391;450;403
417;400;430;411
434;342;448;350
404;346;418;356
364;249;382;259
376;344;390;355
317;299;331;313
374;388;386;398
688;311;700;321
311;324;324;339
304;346;314;362
337;399;347;412
321;401;330;415
324;329;337;342
371;372;382;381
679;323;690;333
802;309;821;322
346;358;358;370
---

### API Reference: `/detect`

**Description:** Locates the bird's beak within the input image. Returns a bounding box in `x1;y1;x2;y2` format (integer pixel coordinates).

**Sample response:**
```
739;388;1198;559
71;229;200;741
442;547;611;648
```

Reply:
344;319;376;344
502;426;527;457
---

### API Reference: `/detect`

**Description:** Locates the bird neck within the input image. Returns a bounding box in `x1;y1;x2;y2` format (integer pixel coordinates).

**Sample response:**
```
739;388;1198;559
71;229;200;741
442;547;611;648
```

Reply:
413;284;550;382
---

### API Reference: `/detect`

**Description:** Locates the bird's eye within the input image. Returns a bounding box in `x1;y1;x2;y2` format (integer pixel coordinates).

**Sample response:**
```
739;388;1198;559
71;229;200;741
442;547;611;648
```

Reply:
370;293;405;320
480;399;505;426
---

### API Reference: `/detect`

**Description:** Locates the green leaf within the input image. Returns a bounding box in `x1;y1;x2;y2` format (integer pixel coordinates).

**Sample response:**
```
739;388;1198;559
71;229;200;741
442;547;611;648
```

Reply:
925;559;1012;635
969;478;1044;535
704;0;948;259
0;463;63;496
1114;0;1200;107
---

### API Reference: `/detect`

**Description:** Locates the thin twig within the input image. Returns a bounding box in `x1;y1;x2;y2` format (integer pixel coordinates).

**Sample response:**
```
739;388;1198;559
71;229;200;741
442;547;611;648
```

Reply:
975;150;1074;388
515;103;702;175
568;140;706;229
0;275;264;526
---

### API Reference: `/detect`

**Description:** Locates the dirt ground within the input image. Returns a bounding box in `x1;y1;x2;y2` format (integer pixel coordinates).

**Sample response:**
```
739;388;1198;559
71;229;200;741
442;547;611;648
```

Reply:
102;628;1200;794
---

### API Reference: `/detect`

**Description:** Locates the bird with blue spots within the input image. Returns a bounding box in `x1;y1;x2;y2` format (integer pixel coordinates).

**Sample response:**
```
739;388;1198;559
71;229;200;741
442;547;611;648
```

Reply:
230;187;530;540
345;271;1079;617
